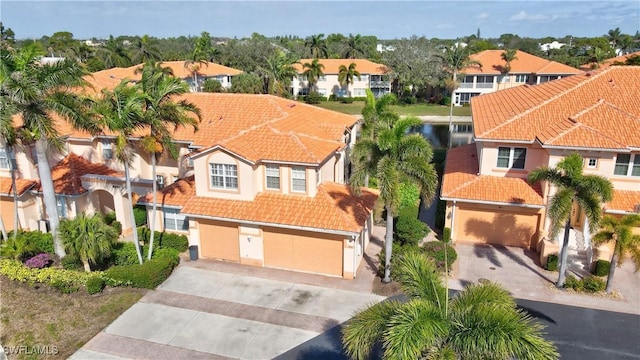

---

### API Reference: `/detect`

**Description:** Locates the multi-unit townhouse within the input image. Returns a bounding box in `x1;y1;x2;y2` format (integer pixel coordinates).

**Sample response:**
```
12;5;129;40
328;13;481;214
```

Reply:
4;80;377;278
441;66;640;265
89;60;243;92
453;50;582;106
291;59;391;99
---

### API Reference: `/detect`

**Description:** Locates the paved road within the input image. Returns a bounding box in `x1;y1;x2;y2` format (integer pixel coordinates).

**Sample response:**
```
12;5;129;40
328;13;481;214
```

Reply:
276;298;640;360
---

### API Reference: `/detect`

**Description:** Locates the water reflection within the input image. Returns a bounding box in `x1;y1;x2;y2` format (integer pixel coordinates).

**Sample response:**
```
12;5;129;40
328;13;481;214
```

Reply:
411;124;473;149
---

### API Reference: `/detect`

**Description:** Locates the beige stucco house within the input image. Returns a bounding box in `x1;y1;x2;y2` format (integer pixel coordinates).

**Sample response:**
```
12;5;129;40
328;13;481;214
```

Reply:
441;66;640;262
453;50;582;106
291;59;391;99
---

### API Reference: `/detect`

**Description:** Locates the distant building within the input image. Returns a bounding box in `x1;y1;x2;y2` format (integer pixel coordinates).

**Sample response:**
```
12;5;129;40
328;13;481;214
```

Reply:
539;41;566;52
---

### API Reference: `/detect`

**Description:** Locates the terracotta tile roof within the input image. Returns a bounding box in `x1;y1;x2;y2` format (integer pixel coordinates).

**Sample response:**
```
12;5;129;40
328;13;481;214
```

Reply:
33;153;123;195
472;66;640;149
88;61;242;90
464;50;582;75
441;144;544;206
0;177;36;196
174;182;378;233
580;51;640;71
607;190;640;213
139;176;195;207
294;59;389;75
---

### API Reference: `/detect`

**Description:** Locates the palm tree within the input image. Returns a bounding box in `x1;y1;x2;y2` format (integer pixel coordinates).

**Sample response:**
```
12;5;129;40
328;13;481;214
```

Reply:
3;56;99;257
95;79;147;265
500;49;518;88
58;212;118;272
589;47;608;69
435;44;481;149
99;35;132;69
138;61;201;259
607;27;622;49
343;34;366;59
342;250;559;359
261;51;298;96
185;31;215;92
360;89;398;187
528;154;613;288
338;62;360;97
132;35;162;64
301;58;325;93
592;214;640;293
304;34;328;59
350;117;437;283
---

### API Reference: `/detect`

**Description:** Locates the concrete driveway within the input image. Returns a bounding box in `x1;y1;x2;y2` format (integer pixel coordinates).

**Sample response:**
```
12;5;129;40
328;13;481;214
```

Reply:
71;265;384;360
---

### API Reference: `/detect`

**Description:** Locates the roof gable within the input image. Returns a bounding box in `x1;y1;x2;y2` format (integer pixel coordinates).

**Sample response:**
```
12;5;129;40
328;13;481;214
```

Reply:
464;50;581;75
34;153;123;195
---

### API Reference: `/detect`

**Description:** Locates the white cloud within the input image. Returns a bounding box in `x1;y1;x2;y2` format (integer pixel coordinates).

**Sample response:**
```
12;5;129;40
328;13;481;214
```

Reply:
476;12;490;20
508;10;552;22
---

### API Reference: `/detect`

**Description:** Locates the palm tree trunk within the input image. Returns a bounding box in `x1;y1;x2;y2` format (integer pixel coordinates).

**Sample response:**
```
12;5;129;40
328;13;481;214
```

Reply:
35;139;64;257
382;206;394;283
125;165;143;264
9;148;19;238
556;218;571;288
148;153;157;260
83;259;91;272
448;72;456;150
605;251;618;294
194;72;199;92
0;217;7;240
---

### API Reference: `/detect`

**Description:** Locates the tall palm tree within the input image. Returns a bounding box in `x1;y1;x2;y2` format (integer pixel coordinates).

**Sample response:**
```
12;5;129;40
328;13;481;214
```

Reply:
528;154;613;288
350;117;437;283
592;214;640;293
132;35;162;64
500;49;518;88
99;35;132;69
342;250;559;359
607;27;622;49
301;58;325;93
304;34;328;59
185;31;216;92
138;61;201;259
360;89;398;187
435;43;481;149
95;79;147;264
4;57;98;257
260;51;298;96
58;212;118;272
343;34;366;59
338;62;360;97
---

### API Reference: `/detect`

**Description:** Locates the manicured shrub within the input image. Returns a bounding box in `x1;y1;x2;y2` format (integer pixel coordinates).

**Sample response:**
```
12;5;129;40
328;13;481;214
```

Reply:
110;220;123;235
395;208;429;246
593;259;610;277
202;78;224;93
158;233;189;252
111;242;143;266
0;234;37;260
104;257;178;289
24;253;53;269
304;91;324;104
61;254;83;270
21;231;54;255
86;276;106;295
152;247;180;267
582;276;606;293
402;95;417;105
442;227;451;243
564;274;582;291
377;242;409;278
546;254;558;271
439;96;451;106
0;259;92;293
341;97;354;104
102;211;117;226
421;241;457;273
50;279;79;294
134;206;147;226
435;200;446;232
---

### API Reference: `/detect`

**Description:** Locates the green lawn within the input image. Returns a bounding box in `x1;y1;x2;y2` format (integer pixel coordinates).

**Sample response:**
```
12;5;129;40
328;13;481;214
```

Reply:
312;101;471;117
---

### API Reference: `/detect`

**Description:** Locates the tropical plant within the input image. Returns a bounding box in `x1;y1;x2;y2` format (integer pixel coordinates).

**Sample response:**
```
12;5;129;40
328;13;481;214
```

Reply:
350;116;438;283
202;78;224;93
435;43;481;148
304;34;328;59
501;48;518;75
528;154;613;288
343;34;366;59
301;58;325;93
229;73;264;94
260;51;298;96
184;31;215;92
342;250;558;359
132;34;162;63
606;27;622;48
3;52;99;257
360;88;398;186
137;61;201;259
95;79;147;265
99;35;132;69
592;214;640;293
0;234;36;261
58;213;118;272
338;62;360;97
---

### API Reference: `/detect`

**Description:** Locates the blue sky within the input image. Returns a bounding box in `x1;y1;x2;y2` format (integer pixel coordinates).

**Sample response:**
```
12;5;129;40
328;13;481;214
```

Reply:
2;1;639;40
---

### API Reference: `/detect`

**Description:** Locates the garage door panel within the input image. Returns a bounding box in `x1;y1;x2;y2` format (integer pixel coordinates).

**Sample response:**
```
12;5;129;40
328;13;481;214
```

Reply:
199;220;240;261
263;233;293;269
455;205;540;248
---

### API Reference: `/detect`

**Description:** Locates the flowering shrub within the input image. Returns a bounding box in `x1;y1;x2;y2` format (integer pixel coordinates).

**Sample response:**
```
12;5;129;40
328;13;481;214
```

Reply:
0;259;93;293
24;253;53;269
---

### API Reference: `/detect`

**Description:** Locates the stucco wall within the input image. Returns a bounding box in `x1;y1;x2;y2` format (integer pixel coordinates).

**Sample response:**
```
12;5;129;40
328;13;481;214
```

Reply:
193;149;256;200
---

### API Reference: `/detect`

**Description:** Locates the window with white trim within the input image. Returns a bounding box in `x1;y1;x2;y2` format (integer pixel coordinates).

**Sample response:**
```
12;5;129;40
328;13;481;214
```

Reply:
515;74;529;83
297;75;307;82
102;140;113;161
0;148;9;169
318;75;326;81
459;93;480;105
291;166;306;192
476;75;494;88
163;207;188;231
210;163;238;189
156;175;165;189
586;158;598;168
614;154;640;176
353;88;366;97
265;164;280;190
298;87;309;96
500;75;510;83
316;168;322;186
496;147;526;169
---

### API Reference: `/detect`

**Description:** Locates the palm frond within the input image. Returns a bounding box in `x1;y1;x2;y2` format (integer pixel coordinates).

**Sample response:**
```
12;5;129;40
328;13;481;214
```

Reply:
342;300;403;360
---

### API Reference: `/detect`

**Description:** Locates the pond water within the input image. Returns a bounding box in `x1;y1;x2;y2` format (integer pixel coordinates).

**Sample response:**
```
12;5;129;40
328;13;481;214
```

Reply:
411;124;473;149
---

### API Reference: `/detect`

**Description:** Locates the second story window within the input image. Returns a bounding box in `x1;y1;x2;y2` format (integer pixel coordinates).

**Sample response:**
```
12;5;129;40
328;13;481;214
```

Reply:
0;148;9;169
614;154;640;177
515;74;529;83
476;76;494;88
586;158;598;168
265;164;280;190
156;175;165;189
291;166;306;192
210;163;238;189
497;147;526;169
102;140;113;161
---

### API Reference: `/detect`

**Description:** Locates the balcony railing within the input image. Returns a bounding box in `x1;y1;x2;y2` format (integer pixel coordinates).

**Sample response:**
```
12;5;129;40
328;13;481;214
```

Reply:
370;80;390;88
476;83;494;88
458;83;474;88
